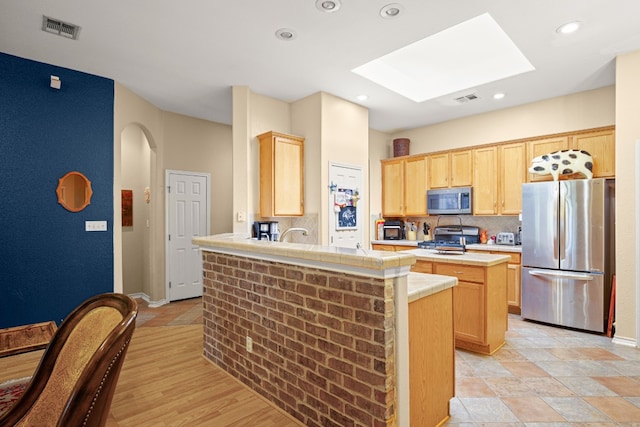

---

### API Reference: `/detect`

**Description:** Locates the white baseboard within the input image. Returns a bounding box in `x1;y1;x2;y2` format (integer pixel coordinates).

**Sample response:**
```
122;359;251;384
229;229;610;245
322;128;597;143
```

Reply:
612;335;637;348
126;292;169;308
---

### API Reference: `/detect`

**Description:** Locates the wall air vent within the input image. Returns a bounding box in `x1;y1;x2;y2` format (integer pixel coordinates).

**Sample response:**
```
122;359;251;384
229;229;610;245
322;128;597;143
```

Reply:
42;16;80;40
454;93;480;104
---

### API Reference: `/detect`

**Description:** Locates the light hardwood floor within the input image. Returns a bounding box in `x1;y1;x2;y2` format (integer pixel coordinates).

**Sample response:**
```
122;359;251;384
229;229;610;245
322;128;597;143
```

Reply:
0;300;303;427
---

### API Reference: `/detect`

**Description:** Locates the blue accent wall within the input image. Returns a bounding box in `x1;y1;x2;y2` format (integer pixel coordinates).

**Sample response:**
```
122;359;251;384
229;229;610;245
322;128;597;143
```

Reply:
0;52;114;328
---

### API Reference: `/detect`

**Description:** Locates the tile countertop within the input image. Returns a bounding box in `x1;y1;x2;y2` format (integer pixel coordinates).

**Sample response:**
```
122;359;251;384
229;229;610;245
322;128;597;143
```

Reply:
372;240;522;253
407;272;457;303
192;233;416;274
403;248;511;267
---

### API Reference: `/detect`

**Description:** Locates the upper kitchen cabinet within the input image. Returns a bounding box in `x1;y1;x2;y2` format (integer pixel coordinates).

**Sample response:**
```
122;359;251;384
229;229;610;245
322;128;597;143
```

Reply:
257;131;304;217
474;143;526;215
473;146;498;215
570;127;615;178
527;136;569;182
428;150;472;189
381;155;428;217
500;143;527;214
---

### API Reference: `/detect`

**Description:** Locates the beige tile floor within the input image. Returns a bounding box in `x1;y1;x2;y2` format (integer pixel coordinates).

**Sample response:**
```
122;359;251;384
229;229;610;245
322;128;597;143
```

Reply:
138;298;640;425
446;315;640;426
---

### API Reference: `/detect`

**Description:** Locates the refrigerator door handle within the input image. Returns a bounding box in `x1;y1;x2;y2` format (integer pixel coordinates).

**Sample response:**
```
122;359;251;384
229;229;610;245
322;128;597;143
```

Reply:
528;270;594;281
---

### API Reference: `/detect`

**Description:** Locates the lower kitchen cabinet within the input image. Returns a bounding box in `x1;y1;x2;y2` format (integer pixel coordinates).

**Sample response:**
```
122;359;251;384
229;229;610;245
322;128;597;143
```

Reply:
432;262;507;355
371;243;416;252
412;259;433;274
468;250;521;314
409;287;454;426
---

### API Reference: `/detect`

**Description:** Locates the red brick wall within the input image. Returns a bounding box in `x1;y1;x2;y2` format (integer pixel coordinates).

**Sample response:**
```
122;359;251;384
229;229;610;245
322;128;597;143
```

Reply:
202;251;397;427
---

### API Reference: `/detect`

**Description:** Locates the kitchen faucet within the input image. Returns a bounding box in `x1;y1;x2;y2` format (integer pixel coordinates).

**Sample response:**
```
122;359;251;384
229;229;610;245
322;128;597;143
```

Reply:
279;227;309;242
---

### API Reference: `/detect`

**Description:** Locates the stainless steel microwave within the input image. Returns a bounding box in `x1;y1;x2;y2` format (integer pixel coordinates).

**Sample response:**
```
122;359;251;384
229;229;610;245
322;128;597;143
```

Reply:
426;187;473;215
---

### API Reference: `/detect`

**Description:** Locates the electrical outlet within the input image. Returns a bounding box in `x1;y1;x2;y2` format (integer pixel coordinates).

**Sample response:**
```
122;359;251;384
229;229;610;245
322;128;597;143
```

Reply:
245;336;253;353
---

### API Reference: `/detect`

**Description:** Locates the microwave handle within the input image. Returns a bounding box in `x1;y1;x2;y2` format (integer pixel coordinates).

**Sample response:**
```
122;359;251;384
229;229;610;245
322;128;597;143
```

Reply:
458;193;461;210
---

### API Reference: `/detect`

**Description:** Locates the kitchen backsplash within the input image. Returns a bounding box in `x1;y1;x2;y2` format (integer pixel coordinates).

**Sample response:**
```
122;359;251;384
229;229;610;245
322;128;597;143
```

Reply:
373;214;521;241
252;213;318;244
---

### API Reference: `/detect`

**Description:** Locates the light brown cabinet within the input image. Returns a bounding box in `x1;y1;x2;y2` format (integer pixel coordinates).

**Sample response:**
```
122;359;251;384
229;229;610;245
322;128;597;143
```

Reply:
409;288;454;426
527;136;569;182
431;261;507;355
257;131;304;217
468;250;522;314
473;143;526;215
381;155;428;217
372;244;416;252
412;259;433;273
428;150;472;189
526;128;615;181
570;128;615;178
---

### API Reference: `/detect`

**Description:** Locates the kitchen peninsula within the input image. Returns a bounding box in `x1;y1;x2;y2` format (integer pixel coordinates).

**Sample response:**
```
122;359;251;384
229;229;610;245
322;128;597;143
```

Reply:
192;234;457;427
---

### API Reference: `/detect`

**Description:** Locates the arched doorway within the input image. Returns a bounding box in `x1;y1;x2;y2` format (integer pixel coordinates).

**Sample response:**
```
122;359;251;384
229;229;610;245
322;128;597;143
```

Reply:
120;124;153;297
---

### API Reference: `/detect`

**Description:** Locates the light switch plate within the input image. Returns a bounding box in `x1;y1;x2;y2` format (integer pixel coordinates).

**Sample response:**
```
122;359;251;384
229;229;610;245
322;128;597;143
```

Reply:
237;211;246;222
85;220;108;231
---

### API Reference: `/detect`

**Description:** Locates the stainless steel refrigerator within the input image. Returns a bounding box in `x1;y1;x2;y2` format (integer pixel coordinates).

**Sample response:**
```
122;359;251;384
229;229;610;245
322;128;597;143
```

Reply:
521;178;615;333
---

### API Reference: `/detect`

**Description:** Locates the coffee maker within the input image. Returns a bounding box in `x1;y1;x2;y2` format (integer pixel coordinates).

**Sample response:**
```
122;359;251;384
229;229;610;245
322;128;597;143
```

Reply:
253;221;279;241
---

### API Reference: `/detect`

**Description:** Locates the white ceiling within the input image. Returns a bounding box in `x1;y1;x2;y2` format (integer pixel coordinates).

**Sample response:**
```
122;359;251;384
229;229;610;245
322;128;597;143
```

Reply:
2;0;639;133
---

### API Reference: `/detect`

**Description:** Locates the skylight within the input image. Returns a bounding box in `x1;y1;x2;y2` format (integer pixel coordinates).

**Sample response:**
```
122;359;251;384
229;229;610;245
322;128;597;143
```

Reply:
352;13;535;102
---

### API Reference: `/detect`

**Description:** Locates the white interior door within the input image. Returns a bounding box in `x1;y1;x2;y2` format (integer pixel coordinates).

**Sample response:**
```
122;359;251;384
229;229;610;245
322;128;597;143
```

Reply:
328;162;363;248
167;171;210;301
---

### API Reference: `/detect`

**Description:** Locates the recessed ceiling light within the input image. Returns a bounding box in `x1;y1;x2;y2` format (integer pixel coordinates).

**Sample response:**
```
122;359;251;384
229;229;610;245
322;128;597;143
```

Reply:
356;95;368;101
380;4;403;19
275;28;297;41
556;21;581;34
316;0;341;13
493;92;505;100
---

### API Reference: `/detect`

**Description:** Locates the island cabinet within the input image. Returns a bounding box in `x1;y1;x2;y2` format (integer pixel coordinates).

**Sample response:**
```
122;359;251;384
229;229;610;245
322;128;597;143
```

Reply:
257;131;304;217
411;254;508;355
435;262;507;355
381;155;428;217
468;249;522;315
409;285;454;426
473;142;526;215
428;150;472;189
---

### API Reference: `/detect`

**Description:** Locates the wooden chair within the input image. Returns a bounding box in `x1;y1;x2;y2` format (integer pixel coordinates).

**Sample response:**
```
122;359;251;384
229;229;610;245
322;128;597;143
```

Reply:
0;293;138;426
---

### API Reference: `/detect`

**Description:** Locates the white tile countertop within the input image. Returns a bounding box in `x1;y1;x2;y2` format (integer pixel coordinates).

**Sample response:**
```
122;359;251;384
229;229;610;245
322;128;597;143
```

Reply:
407;272;457;303
403;248;511;267
193;233;416;278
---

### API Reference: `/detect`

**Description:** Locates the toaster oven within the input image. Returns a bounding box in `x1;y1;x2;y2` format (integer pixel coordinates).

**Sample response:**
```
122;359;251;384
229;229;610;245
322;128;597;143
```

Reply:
382;220;404;240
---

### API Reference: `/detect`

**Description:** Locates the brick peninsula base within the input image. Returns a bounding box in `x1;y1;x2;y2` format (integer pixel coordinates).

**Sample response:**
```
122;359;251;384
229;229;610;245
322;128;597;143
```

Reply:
193;234;416;427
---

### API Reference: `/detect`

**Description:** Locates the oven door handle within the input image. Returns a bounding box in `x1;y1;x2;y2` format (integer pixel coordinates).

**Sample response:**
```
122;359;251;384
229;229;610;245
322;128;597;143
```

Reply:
528;270;594;281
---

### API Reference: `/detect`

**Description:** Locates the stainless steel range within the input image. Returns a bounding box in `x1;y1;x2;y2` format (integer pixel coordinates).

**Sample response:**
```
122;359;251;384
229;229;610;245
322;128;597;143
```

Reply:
418;224;480;253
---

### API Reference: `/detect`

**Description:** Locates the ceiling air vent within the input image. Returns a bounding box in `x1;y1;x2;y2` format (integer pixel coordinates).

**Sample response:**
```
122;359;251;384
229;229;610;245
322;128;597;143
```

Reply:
454;93;480;104
42;16;80;40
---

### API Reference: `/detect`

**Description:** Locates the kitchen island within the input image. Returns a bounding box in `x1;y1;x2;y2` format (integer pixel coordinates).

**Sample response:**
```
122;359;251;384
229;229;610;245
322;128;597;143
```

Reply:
404;248;510;355
193;234;457;427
